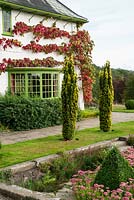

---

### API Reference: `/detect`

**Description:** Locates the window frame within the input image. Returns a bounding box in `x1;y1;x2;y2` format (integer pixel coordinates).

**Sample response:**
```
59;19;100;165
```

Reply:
8;69;61;99
2;8;12;36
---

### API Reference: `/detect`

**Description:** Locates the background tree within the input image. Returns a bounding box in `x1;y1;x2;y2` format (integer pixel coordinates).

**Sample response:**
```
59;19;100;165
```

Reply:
112;78;125;104
99;61;114;132
61;55;78;140
92;65;134;105
125;74;134;100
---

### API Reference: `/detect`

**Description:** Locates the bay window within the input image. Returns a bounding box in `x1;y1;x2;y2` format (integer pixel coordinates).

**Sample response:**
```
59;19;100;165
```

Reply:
9;70;60;98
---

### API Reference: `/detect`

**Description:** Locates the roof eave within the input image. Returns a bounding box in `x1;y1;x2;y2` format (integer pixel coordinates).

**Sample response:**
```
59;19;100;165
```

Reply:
0;1;88;24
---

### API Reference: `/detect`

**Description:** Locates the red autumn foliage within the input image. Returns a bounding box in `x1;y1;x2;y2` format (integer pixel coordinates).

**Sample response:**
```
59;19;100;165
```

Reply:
1;22;94;103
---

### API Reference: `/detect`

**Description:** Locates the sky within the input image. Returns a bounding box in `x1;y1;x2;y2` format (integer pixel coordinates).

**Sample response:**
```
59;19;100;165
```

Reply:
62;0;134;70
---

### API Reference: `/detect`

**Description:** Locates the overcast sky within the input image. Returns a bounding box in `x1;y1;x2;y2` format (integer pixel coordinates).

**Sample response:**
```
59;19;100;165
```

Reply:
62;0;134;70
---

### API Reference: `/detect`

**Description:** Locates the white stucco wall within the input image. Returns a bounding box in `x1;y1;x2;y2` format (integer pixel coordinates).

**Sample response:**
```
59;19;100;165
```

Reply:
0;8;84;109
0;72;8;95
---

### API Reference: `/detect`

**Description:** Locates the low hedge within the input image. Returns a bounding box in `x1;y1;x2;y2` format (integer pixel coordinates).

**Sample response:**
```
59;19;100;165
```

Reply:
0;96;62;131
125;99;134;110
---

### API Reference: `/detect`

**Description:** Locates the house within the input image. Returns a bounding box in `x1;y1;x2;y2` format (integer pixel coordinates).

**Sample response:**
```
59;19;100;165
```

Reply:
0;0;92;110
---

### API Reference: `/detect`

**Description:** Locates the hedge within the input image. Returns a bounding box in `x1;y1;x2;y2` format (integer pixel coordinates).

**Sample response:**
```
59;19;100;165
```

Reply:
0;96;63;131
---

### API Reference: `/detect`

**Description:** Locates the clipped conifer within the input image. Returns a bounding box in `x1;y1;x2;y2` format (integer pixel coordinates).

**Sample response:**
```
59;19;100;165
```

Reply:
61;55;78;140
94;146;134;190
99;61;114;132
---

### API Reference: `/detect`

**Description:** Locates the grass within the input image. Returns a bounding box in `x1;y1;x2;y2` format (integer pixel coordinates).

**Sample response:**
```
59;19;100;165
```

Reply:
112;104;134;112
0;121;134;168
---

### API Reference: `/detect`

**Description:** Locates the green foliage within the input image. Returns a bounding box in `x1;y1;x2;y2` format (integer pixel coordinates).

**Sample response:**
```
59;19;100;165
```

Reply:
0;95;62;131
127;134;134;146
94;146;134;190
26;148;107;192
22;171;57;192
0;170;12;183
61;55;78;140
92;64;134;105
125;74;134;100
41;148;107;181
125;99;134;110
99;61;114;132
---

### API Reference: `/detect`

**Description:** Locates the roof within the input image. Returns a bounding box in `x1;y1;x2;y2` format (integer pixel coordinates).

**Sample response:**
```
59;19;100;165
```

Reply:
0;0;88;23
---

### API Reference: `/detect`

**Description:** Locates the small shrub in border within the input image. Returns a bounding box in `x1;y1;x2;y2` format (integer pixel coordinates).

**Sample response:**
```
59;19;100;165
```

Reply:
125;99;134;110
94;146;134;190
127;134;134;146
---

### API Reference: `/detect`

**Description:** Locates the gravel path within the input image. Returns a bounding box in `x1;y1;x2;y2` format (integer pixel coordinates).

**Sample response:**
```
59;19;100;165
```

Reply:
0;112;134;145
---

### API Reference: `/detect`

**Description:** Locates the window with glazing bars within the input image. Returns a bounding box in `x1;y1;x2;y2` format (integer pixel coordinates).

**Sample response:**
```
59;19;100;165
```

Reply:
9;72;59;98
2;9;12;34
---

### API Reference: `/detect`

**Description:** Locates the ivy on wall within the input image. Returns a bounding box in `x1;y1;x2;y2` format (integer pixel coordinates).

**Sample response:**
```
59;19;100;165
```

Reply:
0;22;94;103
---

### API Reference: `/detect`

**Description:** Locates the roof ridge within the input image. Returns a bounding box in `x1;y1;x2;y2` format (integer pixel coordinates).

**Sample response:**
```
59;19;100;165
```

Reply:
0;0;88;23
56;0;87;20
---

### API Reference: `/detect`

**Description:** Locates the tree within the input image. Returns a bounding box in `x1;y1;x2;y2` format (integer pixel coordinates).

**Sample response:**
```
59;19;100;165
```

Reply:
61;55;78;140
125;74;134;100
99;61;114;132
113;78;125;104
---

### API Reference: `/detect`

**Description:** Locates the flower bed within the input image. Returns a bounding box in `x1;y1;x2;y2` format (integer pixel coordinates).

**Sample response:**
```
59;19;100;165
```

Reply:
0;146;133;199
71;147;134;200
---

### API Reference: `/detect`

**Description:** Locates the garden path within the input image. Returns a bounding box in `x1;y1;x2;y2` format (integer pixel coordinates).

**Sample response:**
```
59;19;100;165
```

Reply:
0;112;134;145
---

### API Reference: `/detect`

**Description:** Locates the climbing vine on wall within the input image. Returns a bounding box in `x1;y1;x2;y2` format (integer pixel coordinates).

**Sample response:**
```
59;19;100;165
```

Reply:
0;22;94;103
3;57;62;68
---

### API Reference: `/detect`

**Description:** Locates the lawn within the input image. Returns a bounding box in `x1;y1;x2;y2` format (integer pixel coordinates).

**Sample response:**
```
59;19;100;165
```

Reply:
0;121;134;168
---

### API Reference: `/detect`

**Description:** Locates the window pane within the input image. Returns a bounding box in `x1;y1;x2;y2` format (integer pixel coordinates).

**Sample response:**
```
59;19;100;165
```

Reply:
53;74;58;97
10;73;25;95
42;73;59;98
3;9;11;33
42;73;51;98
28;73;40;97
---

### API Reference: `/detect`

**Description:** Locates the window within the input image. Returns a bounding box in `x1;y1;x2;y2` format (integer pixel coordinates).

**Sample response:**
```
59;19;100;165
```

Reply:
9;71;60;98
2;8;12;34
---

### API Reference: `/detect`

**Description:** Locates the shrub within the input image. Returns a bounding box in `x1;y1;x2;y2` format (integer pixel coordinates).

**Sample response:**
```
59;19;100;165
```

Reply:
0;95;62;131
127;135;134;146
125;99;134;110
94;146;134;190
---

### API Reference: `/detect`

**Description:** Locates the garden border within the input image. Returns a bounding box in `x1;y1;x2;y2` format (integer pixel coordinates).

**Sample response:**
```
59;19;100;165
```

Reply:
0;137;128;200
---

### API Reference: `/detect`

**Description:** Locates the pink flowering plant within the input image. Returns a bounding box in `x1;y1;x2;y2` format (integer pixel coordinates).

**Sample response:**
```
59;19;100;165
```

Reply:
71;147;134;200
122;147;134;167
71;172;134;200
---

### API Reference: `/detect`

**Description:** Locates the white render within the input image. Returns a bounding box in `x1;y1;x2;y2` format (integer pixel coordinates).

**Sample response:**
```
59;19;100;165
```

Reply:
0;8;84;109
0;72;8;95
